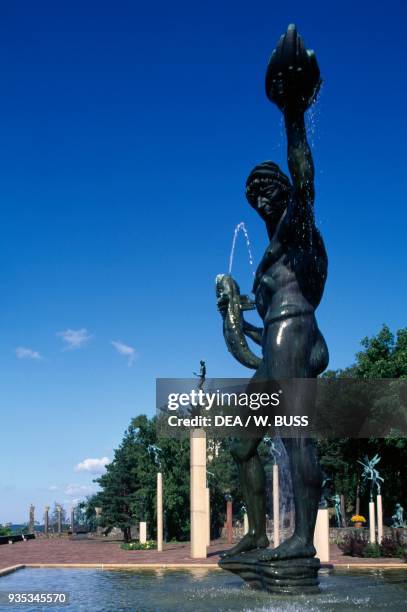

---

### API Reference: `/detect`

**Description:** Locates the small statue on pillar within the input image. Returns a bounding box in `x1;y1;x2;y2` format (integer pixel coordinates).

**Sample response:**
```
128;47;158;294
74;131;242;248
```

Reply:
319;475;332;510
358;454;384;500
193;360;206;391
391;503;406;528
331;494;344;528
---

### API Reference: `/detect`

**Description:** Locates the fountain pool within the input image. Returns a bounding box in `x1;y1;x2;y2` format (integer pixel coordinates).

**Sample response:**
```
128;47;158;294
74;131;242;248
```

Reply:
0;567;406;611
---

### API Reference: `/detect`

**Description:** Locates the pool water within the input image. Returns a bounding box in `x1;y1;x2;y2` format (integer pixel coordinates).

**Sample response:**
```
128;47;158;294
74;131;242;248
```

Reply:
0;567;406;611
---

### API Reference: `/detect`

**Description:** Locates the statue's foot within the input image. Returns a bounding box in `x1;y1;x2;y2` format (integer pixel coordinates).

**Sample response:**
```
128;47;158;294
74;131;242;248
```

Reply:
258;534;316;562
220;533;269;558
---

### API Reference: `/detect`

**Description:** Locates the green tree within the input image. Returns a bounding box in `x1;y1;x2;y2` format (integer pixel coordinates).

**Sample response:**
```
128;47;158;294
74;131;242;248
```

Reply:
95;420;154;542
317;325;407;521
0;525;12;536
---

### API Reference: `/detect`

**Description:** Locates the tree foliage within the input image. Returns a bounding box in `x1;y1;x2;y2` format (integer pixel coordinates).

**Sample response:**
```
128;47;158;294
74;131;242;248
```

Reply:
90;418;242;541
317;325;407;521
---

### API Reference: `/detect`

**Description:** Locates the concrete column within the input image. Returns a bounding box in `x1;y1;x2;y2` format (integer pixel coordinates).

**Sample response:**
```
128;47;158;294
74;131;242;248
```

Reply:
226;500;233;545
95;507;102;535
139;521;147;544
273;464;280;548
70;507;75;534
313;508;330;562
340;494;346;526
190;428;207;558
44;506;50;535
206;487;210;546
157;472;163;552
377;495;383;544
369;500;376;544
243;513;249;535
56;505;62;534
29;505;35;533
356;481;361;516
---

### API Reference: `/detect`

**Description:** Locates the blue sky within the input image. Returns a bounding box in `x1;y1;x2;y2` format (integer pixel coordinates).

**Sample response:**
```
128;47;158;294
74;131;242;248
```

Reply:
1;0;406;523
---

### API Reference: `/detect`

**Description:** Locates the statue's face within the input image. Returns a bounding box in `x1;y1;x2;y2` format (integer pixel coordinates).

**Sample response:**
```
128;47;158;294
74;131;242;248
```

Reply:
252;182;288;225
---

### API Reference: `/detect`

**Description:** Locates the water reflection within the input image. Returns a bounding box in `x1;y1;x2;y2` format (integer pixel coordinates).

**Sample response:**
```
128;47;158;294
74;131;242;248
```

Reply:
0;567;406;611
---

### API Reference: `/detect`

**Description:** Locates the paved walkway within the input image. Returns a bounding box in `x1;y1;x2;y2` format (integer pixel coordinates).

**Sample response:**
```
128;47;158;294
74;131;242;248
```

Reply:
0;538;405;572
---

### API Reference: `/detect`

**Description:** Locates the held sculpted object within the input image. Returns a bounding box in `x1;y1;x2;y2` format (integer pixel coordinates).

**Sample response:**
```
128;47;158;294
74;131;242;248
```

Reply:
216;24;328;594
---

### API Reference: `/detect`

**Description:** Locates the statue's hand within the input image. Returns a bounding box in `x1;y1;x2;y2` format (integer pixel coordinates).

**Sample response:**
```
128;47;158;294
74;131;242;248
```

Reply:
265;24;321;113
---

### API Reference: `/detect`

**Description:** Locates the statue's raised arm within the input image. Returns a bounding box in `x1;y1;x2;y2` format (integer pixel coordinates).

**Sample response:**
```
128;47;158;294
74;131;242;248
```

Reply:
266;24;321;240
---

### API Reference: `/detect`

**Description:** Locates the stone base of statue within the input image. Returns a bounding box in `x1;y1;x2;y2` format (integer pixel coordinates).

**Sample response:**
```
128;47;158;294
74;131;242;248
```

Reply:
219;550;320;595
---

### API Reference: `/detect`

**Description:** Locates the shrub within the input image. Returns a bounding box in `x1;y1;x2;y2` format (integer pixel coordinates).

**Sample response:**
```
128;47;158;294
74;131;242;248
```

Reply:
339;531;407;558
121;540;156;551
364;543;381;558
379;533;405;558
338;533;368;557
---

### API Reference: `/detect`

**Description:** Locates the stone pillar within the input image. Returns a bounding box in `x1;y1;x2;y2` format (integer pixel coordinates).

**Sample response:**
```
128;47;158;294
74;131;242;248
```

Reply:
243;513;249;535
190;428;207;558
56;505;62;534
157;472;163;552
70;507;75;535
44;506;50;535
206;487;210;546
94;507;102;535
313;508;330;562
273;464;280;548
226;500;233;545
340;494;346;527
29;505;35;533
139;521;147;544
355;481;361;516
376;494;383;544
369;500;376;544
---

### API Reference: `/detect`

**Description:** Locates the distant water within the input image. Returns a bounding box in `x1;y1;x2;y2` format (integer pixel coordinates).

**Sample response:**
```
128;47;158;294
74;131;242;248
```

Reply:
1;567;407;611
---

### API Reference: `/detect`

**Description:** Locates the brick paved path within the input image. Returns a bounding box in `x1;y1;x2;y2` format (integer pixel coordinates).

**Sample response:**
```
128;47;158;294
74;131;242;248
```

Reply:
0;538;405;572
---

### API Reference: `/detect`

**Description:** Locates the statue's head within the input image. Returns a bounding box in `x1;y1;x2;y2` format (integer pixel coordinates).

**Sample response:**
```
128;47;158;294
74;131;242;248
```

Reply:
246;161;292;224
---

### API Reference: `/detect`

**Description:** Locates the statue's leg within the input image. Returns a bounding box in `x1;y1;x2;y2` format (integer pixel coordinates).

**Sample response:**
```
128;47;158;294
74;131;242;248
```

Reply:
284;437;322;547
221;436;269;557
258;315;323;561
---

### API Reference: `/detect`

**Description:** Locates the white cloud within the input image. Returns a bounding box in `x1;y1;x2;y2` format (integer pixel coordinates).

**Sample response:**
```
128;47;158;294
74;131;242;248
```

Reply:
75;457;109;474
15;347;42;360
49;485;59;491
57;328;92;350
64;484;96;499
111;340;137;366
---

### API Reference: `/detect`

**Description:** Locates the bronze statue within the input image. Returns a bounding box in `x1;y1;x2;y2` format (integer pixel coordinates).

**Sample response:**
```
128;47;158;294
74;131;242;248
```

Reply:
358;454;384;500
391;503;405;528
217;24;328;593
193;360;206;391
